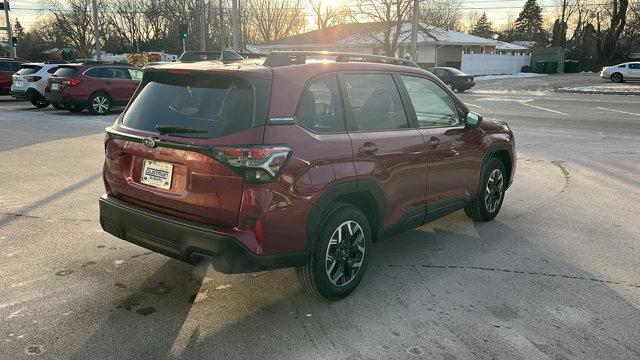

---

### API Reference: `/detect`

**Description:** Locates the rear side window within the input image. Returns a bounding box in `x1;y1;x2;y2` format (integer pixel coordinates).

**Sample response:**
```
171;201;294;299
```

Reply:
16;66;42;75
297;74;345;133
53;67;79;77
341;73;409;131
0;62;20;71
122;72;270;139
84;67;106;78
47;67;59;74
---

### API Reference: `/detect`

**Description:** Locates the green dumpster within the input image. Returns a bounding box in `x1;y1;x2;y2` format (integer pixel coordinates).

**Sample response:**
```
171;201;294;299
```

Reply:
546;62;558;74
564;60;579;73
536;61;547;74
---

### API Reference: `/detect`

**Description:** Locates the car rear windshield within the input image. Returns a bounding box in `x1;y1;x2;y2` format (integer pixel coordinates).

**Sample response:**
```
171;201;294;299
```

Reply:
52;66;79;77
122;72;270;139
16;65;43;75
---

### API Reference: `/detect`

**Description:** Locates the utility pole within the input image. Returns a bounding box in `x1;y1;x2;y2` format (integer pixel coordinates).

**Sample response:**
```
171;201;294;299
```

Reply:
231;0;238;51
91;0;101;60
410;0;419;62
218;0;224;49
199;0;206;51
3;0;15;58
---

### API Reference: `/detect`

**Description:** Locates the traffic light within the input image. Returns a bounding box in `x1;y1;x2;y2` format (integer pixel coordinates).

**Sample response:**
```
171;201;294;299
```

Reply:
178;24;188;39
11;37;17;48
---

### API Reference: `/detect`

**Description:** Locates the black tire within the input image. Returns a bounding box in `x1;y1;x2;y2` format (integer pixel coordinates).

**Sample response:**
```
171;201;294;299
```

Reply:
456;88;466;93
296;203;372;301
611;73;623;83
66;104;85;113
51;102;66;110
464;158;507;222
88;92;112;115
30;94;50;108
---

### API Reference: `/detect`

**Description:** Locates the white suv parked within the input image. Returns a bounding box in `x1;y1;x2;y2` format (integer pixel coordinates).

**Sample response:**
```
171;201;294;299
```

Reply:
11;61;68;108
600;62;640;83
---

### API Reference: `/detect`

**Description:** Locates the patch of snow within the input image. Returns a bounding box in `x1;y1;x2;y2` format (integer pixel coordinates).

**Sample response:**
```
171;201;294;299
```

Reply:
468;89;548;96
557;85;640;94
475;73;547;81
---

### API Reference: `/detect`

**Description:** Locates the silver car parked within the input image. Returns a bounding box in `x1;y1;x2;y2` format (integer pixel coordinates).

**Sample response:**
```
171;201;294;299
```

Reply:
600;62;640;83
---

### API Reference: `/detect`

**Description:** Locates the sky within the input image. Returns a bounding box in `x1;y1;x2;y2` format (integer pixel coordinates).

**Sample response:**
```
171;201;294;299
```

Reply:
3;0;560;33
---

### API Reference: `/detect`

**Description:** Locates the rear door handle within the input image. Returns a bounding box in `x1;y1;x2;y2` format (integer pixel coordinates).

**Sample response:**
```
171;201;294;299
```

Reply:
426;138;440;149
105;81;112;84
359;142;378;155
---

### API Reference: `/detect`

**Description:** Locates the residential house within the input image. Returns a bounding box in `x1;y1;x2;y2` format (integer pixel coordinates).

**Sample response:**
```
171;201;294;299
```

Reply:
255;22;500;69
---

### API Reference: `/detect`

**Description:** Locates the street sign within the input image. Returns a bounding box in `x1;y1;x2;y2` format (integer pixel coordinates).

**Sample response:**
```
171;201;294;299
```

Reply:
0;3;9;11
0;27;6;31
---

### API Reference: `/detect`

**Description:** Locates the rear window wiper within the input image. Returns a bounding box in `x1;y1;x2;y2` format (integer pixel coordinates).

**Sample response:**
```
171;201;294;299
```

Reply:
155;125;208;135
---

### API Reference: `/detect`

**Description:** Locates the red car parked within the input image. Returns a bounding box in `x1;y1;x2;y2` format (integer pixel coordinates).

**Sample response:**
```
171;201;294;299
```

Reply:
45;61;143;114
99;52;516;300
0;57;24;94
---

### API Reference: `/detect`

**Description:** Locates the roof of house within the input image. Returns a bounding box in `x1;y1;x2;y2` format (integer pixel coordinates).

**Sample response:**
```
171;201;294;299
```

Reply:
264;23;500;47
496;41;530;51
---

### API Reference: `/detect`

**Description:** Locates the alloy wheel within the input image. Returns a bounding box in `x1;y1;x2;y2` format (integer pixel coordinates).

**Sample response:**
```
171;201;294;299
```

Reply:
92;96;109;114
484;169;504;213
325;220;366;287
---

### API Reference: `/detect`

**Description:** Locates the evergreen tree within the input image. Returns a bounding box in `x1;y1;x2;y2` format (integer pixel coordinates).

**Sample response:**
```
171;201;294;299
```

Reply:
470;12;494;39
13;19;25;38
514;0;546;43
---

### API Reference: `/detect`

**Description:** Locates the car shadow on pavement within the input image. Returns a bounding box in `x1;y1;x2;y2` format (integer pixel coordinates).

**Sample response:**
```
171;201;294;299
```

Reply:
71;213;640;359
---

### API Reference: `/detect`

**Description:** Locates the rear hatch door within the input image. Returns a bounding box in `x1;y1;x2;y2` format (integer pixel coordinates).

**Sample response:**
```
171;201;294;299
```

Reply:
104;69;271;226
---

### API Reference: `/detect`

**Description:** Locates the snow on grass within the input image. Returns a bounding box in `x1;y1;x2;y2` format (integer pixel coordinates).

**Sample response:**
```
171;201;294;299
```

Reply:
557;85;640;95
474;73;547;81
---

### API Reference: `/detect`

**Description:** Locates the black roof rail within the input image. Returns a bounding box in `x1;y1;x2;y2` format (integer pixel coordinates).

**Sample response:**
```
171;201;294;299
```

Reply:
264;51;419;68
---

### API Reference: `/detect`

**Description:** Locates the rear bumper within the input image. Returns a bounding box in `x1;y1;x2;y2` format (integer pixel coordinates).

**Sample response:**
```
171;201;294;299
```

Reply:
10;89;30;99
44;93;85;106
99;194;308;273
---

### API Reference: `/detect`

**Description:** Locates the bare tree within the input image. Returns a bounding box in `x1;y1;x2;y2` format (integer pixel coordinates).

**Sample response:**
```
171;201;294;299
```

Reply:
352;0;413;56
308;0;349;30
246;0;306;43
421;0;463;30
45;0;111;57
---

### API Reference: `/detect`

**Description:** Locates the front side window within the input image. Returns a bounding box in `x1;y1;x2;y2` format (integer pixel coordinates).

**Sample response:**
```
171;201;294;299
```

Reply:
297;74;344;133
399;75;461;128
128;68;143;80
342;73;409;131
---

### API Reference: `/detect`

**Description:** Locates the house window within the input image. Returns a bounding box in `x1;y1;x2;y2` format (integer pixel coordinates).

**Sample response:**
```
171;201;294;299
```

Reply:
464;46;472;54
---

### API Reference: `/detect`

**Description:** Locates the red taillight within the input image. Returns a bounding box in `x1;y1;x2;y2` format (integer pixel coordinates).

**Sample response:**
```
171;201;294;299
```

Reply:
62;79;82;86
25;76;42;82
210;145;292;183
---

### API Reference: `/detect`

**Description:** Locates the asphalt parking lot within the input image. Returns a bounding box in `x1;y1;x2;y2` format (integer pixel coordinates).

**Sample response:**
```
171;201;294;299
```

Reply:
1;76;640;359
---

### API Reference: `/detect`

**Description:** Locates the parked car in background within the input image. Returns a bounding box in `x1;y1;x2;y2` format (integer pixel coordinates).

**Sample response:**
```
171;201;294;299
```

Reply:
11;61;68;108
429;67;475;92
99;51;515;301
45;61;143;115
600;62;640;83
0;57;25;95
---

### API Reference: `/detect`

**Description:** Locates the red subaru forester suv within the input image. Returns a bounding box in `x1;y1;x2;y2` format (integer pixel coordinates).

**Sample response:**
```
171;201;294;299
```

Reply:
100;52;515;300
45;61;142;115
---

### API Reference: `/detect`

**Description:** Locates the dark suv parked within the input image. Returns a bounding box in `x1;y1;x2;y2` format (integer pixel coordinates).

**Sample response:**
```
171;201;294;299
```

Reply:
99;52;515;300
45;61;142;114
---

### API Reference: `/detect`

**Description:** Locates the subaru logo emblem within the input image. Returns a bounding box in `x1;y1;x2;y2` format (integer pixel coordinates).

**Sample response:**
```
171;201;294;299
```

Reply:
142;137;156;148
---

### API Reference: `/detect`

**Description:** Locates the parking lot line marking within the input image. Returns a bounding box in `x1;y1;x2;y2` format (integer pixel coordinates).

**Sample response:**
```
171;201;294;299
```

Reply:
465;102;485;110
595;107;640;117
521;103;567;116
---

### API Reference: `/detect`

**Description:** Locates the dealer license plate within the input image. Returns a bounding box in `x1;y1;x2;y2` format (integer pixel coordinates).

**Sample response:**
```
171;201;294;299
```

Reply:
51;83;60;91
141;159;173;190
14;80;23;87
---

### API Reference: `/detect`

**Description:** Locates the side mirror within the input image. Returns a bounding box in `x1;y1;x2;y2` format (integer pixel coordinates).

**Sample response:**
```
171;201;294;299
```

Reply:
466;111;483;128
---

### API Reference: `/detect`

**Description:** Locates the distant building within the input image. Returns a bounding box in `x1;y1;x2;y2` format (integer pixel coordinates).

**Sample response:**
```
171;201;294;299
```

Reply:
496;42;530;55
254;22;501;69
